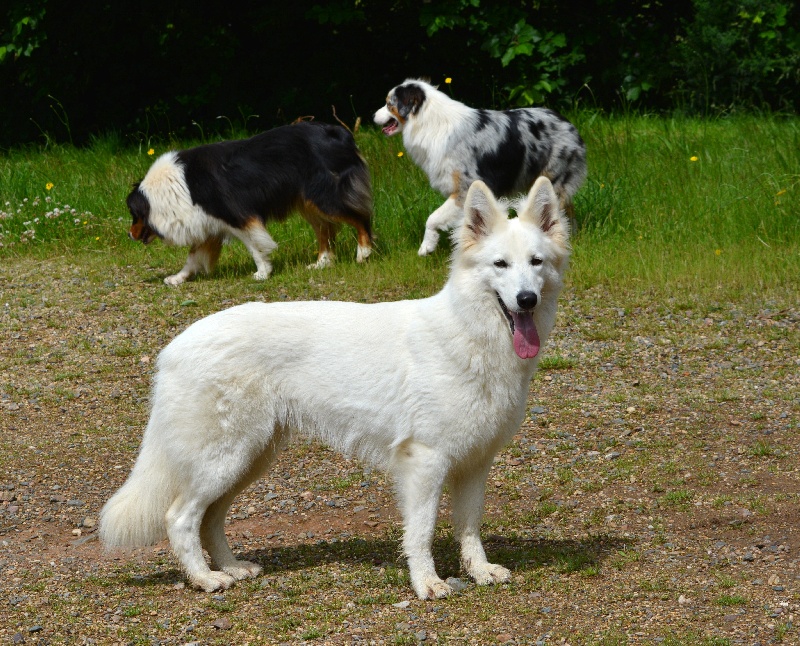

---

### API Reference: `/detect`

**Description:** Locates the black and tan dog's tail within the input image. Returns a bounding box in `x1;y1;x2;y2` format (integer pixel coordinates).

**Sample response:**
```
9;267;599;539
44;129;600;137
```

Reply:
339;149;374;243
305;123;375;261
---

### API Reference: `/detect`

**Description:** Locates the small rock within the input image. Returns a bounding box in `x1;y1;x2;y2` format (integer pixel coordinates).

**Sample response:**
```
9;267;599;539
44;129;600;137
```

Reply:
211;616;232;630
678;594;690;605
768;574;780;586
82;516;96;528
445;577;468;592
12;633;24;644
497;634;514;643
392;600;411;609
28;626;42;633
743;552;755;562
605;452;621;460
415;630;427;641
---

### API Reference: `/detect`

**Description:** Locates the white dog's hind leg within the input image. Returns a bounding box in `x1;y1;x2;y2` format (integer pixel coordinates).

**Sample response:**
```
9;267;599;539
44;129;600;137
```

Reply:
166;496;236;592
230;221;278;280
418;197;463;256
451;462;511;586
391;440;452;599
199;444;281;582
201;495;262;581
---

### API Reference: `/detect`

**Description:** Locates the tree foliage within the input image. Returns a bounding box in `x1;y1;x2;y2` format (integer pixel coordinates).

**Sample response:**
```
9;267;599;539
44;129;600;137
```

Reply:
1;0;798;146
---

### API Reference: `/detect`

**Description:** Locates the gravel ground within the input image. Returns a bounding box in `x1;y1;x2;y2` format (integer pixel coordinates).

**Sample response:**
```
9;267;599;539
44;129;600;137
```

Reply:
1;255;798;645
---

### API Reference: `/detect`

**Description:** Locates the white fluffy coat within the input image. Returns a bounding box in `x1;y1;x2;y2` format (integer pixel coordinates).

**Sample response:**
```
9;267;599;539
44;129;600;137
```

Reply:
100;177;570;600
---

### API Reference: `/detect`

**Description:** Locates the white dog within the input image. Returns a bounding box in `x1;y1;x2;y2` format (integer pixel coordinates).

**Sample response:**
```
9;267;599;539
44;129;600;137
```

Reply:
100;177;571;600
374;79;586;256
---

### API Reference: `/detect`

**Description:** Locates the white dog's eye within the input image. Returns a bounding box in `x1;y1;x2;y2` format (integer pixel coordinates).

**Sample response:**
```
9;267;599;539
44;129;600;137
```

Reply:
530;257;543;267
494;259;508;268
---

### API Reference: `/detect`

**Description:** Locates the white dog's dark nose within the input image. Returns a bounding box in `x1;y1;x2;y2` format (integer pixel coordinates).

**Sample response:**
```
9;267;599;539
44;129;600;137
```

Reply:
516;291;537;310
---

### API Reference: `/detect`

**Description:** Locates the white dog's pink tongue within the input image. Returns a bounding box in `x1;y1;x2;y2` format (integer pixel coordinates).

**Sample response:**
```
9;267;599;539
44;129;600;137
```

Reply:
511;312;540;359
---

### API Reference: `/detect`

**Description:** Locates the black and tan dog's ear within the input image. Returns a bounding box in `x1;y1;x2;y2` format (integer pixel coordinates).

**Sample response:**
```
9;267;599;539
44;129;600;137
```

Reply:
517;176;570;246
394;83;426;119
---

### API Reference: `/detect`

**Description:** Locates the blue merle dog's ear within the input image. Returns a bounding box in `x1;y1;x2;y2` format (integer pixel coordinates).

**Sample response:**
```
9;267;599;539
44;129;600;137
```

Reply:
394;83;426;119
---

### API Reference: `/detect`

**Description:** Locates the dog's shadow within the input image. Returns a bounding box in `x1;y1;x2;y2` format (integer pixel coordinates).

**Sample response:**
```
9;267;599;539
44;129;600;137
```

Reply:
128;532;631;589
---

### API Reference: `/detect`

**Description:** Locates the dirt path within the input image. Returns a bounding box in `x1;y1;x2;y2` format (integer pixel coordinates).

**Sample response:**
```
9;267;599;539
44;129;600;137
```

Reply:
1;257;798;645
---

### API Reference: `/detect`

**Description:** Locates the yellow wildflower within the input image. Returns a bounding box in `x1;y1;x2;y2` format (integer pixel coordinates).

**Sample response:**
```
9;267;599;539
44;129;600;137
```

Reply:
690;156;698;162
397;151;404;158
715;249;722;256
148;148;155;156
46;182;54;191
445;77;452;84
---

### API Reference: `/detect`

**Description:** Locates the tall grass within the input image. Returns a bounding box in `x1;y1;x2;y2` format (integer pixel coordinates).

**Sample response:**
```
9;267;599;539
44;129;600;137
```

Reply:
0;114;797;300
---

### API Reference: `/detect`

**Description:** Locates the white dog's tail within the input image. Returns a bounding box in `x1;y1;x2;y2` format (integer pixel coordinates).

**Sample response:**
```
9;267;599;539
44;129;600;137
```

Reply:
99;440;175;548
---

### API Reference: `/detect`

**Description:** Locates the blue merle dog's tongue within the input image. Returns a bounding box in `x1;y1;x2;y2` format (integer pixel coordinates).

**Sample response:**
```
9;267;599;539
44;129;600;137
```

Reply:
510;311;540;359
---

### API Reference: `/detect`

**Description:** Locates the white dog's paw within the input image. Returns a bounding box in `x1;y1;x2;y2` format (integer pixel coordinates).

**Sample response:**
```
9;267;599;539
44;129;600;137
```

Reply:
413;576;453;600
190;570;236;592
468;562;511;586
252;267;272;280
222;560;262;581
418;231;440;256
164;274;186;286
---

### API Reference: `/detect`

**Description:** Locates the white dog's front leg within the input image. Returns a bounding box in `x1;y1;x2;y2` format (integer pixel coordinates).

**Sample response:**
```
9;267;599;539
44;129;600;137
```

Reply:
391;440;452;599
451;462;511;587
418;198;463;256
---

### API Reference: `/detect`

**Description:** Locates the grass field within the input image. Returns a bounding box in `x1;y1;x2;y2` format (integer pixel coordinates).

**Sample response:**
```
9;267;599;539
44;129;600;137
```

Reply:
1;114;798;299
1;115;799;645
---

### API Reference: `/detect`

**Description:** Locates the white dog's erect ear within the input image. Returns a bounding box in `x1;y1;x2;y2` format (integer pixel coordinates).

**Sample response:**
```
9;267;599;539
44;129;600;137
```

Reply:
518;176;570;243
460;180;504;247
